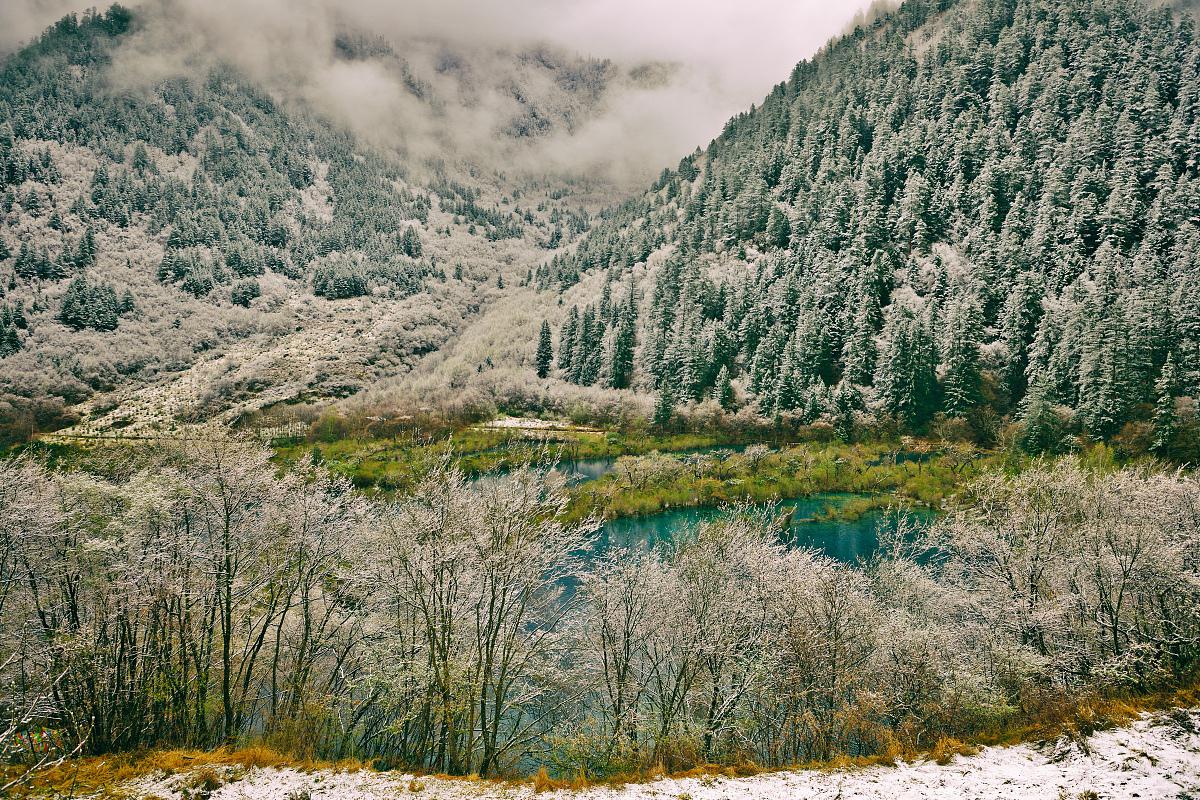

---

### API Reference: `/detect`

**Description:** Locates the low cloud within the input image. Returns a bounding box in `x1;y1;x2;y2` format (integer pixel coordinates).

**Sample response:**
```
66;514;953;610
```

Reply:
0;0;84;54
3;0;876;184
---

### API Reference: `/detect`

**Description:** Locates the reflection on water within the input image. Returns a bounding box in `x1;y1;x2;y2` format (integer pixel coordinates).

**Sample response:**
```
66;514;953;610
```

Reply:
469;457;616;489
471;444;756;487
595;494;933;564
558;457;616;483
471;449;935;566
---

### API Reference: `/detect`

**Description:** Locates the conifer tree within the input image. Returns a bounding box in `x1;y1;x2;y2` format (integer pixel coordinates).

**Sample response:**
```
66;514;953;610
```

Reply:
653;386;674;431
78;226;96;269
1151;353;1180;457
536;320;553;378
132;141;151;173
1018;379;1062;454
0;320;19;358
941;298;983;417
998;275;1043;404
874;310;939;428
59;276;120;331
609;297;636;389
716;365;735;411
773;333;808;412
571;306;602;384
557;306;578;373
832;381;861;441
231;279;260;308
1077;304;1132;439
842;299;878;386
765;206;791;249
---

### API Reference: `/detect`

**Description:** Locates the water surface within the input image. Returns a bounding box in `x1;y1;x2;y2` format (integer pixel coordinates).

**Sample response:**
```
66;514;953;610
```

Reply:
595;494;933;564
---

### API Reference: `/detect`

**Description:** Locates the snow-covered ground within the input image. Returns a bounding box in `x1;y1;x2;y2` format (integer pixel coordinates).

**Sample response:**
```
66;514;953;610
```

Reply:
130;709;1200;800
476;417;602;432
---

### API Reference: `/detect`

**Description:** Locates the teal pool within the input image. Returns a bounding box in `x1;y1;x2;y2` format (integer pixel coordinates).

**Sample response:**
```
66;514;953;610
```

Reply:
595;494;932;564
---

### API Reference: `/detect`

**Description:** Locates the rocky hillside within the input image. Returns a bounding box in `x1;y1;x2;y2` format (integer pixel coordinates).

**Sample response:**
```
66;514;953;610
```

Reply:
0;7;627;440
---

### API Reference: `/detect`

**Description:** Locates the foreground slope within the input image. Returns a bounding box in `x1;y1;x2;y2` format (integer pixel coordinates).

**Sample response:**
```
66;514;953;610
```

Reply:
129;709;1200;800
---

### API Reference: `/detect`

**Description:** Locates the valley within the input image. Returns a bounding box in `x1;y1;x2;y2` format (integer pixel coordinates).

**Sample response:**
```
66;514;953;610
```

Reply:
3;0;1200;796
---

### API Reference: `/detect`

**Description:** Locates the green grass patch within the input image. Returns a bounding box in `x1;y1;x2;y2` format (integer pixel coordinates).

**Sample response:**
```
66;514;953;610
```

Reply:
272;426;779;493
562;441;999;523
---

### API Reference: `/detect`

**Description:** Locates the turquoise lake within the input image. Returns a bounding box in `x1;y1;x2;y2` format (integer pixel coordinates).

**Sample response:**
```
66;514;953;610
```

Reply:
475;452;933;565
594;494;933;564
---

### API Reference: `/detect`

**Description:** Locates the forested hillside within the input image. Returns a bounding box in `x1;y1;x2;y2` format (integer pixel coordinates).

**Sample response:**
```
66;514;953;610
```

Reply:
0;8;607;440
544;0;1200;456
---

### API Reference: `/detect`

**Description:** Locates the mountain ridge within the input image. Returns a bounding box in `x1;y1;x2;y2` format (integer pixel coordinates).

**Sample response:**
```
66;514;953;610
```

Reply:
0;6;628;440
533;0;1200;457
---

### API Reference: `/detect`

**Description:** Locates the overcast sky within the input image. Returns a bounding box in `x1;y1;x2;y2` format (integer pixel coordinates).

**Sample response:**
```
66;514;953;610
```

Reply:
2;0;880;179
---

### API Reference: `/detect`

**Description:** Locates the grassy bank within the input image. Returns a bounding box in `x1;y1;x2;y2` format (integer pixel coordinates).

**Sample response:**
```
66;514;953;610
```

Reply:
272;423;778;492
271;412;1000;525
6;681;1196;798
0;745;371;800
563;440;995;522
31;418;1001;527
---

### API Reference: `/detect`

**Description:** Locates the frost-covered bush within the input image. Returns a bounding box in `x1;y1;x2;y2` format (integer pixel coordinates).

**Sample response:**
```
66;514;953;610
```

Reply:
1;448;1196;771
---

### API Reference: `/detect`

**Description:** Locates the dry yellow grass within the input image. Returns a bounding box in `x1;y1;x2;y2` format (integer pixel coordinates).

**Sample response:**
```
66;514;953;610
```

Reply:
970;682;1200;750
1;744;369;799
531;766;589;792
4;682;1197;799
930;738;978;765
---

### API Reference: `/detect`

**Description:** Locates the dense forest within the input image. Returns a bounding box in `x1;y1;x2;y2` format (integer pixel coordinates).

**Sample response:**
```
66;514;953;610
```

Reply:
0;10;422;346
543;0;1200;458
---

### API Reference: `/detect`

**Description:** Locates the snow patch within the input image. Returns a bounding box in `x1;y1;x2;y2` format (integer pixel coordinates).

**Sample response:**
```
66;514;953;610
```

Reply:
128;709;1200;800
479;416;598;431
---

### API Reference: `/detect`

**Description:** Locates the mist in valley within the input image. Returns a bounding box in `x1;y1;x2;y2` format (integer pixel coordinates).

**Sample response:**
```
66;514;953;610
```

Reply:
3;0;878;185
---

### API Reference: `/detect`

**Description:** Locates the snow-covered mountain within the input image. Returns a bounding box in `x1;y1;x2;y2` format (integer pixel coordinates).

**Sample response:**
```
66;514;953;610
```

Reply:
0;6;651;439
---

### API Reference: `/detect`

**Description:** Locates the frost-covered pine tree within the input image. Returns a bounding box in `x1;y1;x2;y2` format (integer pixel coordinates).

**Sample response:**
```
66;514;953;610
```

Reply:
535;320;553;378
716;364;735;411
607;288;638;389
940;297;983;417
558;306;579;373
1151;353;1180;457
874;309;938;427
653;386;674;430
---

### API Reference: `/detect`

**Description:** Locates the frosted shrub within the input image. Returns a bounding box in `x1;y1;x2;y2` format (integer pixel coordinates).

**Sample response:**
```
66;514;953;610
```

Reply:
0;446;1196;772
